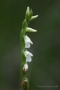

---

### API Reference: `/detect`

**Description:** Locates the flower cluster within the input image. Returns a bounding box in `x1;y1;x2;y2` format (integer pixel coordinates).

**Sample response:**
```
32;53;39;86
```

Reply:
23;22;38;72
23;31;37;72
20;6;38;89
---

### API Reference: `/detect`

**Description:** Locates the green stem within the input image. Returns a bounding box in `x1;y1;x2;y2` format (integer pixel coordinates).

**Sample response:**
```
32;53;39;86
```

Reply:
20;19;29;90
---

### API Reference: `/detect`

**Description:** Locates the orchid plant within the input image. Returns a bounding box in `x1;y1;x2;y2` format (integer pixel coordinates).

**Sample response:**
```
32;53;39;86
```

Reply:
20;7;38;90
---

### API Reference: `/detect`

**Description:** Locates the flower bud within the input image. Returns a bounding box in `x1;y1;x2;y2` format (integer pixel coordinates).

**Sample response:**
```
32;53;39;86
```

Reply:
20;78;28;88
23;63;28;72
26;27;37;32
30;15;38;21
26;7;30;17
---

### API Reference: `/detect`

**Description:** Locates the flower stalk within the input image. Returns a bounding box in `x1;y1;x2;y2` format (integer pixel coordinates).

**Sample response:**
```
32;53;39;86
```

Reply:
20;6;38;90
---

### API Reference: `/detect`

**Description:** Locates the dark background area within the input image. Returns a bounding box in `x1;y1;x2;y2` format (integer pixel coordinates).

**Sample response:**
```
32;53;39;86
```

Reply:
0;0;60;90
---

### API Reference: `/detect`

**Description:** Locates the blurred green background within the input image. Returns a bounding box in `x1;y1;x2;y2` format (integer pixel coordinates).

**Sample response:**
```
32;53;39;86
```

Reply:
0;0;60;90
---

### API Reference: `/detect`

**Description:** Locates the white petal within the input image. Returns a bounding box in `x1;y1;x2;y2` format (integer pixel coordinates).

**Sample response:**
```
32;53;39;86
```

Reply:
26;27;37;32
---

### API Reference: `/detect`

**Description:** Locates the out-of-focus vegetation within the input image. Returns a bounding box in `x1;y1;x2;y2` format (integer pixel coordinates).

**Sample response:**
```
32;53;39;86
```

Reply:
0;0;60;90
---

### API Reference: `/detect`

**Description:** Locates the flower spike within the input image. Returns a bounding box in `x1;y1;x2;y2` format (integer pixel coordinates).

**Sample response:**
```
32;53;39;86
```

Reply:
20;6;38;90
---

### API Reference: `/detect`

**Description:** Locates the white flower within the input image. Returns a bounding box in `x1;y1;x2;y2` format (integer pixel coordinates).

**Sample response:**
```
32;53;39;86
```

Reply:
26;27;37;32
24;35;33;48
24;50;33;62
23;63;28;72
30;15;38;21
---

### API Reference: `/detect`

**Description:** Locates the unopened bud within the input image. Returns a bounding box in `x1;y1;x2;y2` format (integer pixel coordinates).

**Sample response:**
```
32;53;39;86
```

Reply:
30;15;38;21
26;27;37;32
20;78;28;88
26;7;30;16
23;63;28;72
